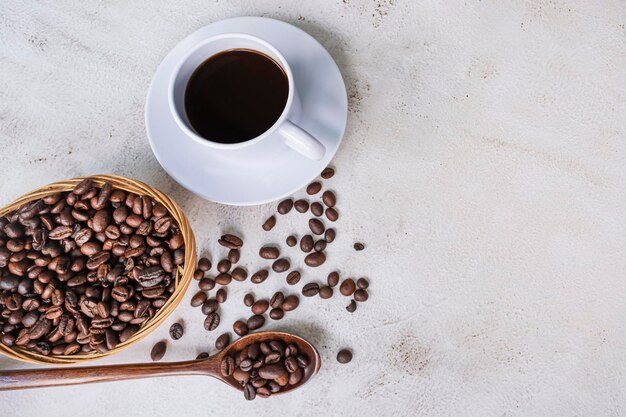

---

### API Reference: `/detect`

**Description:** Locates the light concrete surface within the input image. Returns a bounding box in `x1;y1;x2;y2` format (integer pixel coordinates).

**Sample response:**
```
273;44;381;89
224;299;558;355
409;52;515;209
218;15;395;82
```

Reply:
1;1;625;416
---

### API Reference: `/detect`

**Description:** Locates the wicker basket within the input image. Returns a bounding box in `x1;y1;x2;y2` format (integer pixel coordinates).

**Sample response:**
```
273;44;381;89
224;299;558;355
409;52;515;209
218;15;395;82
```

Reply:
0;175;196;365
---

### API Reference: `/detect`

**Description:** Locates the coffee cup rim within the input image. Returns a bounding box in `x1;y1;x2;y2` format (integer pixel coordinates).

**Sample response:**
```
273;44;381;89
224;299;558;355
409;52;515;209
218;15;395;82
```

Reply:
168;32;295;150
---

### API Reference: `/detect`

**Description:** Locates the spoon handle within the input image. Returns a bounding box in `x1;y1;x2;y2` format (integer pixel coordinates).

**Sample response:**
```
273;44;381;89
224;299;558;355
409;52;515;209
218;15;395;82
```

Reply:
0;359;217;391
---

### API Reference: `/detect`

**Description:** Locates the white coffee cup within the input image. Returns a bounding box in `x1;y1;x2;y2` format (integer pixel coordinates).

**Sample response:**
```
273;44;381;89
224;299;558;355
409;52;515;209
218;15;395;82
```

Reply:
168;33;326;160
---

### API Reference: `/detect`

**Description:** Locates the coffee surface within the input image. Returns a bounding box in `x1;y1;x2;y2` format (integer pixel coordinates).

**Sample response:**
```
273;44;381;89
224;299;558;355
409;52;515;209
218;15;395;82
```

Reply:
184;49;289;143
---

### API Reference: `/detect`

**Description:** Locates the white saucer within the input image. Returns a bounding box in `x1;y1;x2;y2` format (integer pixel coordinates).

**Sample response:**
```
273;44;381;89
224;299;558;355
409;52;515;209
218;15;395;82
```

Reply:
145;17;347;205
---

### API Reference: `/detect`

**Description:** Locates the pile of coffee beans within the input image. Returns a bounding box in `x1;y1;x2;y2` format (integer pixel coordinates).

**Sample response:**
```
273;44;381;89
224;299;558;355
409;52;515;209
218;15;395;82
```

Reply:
220;339;310;400
0;178;185;356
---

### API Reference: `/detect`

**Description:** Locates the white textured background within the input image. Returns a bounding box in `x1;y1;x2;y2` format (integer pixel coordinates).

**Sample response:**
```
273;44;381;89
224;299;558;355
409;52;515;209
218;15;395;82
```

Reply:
1;1;626;416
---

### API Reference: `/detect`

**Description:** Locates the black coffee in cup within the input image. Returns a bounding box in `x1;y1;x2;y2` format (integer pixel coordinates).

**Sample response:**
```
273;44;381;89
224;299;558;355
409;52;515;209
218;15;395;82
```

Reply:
184;49;289;144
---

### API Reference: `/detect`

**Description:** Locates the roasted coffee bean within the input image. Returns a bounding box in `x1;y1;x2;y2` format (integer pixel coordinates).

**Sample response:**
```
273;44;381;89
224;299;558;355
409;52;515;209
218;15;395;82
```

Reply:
198;257;212;271
201;299;219;315
199;277;216;291
325;208;339;222
314;239;327;252
304;251;326;267
340;278;356;296
228;249;240;264
277;199;293;215
337;349;352;364
294;199;309;213
319;286;333;299
251;269;269;284
327;271;339;287
286;235;297;247
259;246;280;260
220;355;235;376
251;299;269;315
204;313;220;331
282;295;299;311
306;182;321;195
284;358;298;374
169;322;184;340
353;242;364;251
233;320;248;336
269;308;284;320
309;218;324;235
247;314;265;330
49;226;73;240
215;273;232;285
196;352;210;360
322;190;336;207
272;258;290;273
193;270;204;280
286;271;301;285
285;344;298;357
217;259;231;273
72;178;93;195
243;383;256;400
261;216;276;231
233;368;249;385
264;351;281;364
289;367;303;385
321;167;335;179
215;333;230;350
92;210;111;233
270;292;284;309
231;267;247;282
300;235;314;253
302;283;320;297
259;363;289;382
346;299;357;312
0;275;20;291
150;341;167;361
310;202;323;217
357;278;369;289
219;234;243;249
244;293;254;307
216;288;227;303
354;289;369;302
191;291;207;307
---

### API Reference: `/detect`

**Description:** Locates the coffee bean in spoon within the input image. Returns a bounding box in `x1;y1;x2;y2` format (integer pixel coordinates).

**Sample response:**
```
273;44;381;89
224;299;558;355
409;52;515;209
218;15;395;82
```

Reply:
217;259;231;273
306;182;321;195
294;200;309;213
321;167;335;179
314;239;327;252
286;235;297;247
262;216;276;231
151;340;167;361
198;257;212;271
304;251;326;267
340;278;356;296
244;293;255;307
337;349;352;364
327;271;339;287
286;270;301;285
272;258;290;273
300;235;314;253
322;191;336;207
325;228;336;243
228;249;240;264
310;202;323;217
259;246;280;259
325;208;339;222
309;218;325;235
277;199;294;214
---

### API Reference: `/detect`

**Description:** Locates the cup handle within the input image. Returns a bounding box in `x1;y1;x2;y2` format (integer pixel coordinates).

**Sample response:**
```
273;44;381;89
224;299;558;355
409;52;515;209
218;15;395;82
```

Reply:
277;120;326;161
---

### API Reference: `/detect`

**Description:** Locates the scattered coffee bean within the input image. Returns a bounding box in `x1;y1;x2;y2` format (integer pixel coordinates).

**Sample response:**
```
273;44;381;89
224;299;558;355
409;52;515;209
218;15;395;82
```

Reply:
247;314;265;330
306;182;322;195
251;269;269;284
233;320;249;336
259;246;280;259
346;300;357;312
314;239;327;252
277;199;294;215
151;341;167;361
321;167;335;179
169;322;184;340
322;191;336;207
319;286;333;299
215;333;230;350
300;235;314;253
337;349;352;364
310;202;324;217
198;257;212;271
357;278;369;289
325;208;339;222
217;259;231;273
262;216;276;231
286;235;297;247
304;251;326;267
215;273;232;285
353;242;364;251
327;271;339;287
354;289;369;302
282;295;300;311
294;200;309;213
228;249;240;264
269;308;284;320
204;313;220;331
308;218;324;235
219;234;243;249
302;283;320;297
216;288;228;303
272;258;290;273
340;279;356;296
325;228;336;243
251;300;269;315
244;293;255;307
285;271;300;286
196;352;210;359
231;267;248;282
201;299;219;315
199;277;216;291
191;291;207;307
270;292;284;309
193;270;204;280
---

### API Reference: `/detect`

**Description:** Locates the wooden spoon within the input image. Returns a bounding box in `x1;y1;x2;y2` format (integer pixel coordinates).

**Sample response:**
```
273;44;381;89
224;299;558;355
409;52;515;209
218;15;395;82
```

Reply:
0;331;321;392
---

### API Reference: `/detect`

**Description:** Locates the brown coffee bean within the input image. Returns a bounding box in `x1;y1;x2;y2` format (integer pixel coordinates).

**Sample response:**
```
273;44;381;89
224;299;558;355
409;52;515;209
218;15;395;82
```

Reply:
243;383;256;400
286;235;297;247
354;288;369;302
247;314;265;330
325;207;339;221
220;355;235;376
310;202;324;217
199;278;215;291
340;279;356;296
294;199;309;213
251;300;269;315
327;271;339;287
233;320;248;336
319;286;333;299
337;349;352;363
306;182;321;195
286;271;301;285
261;216;276;231
73;178;93;195
259;246;280;260
300;235;314;253
357;278;369;289
308;218;324;235
244;293;254;307
277;199;293;214
169;322;184;340
49;226;73;240
321;167;335;179
346;299;357;312
196;352;210;360
217;259;231;273
251;269;269;284
314;239;327;252
302;283;320;297
285;356;299;373
304;251;326;267
193;270;204;280
191;291;207;307
272;258;290;273
269;308;284;320
231;267;247;282
204;313;220;331
92;210;111;233
151;341;167;361
216;288;227;303
201;299;219;315
354;242;365;251
218;234;243;249
322;191;336;207
228;249;240;264
215;332;230;350
282;295;299;311
198;257;211;271
215;273;232;285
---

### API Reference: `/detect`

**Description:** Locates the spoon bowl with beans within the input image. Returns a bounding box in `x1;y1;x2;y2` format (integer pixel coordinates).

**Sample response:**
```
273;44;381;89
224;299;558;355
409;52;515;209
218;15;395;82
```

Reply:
0;331;321;399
